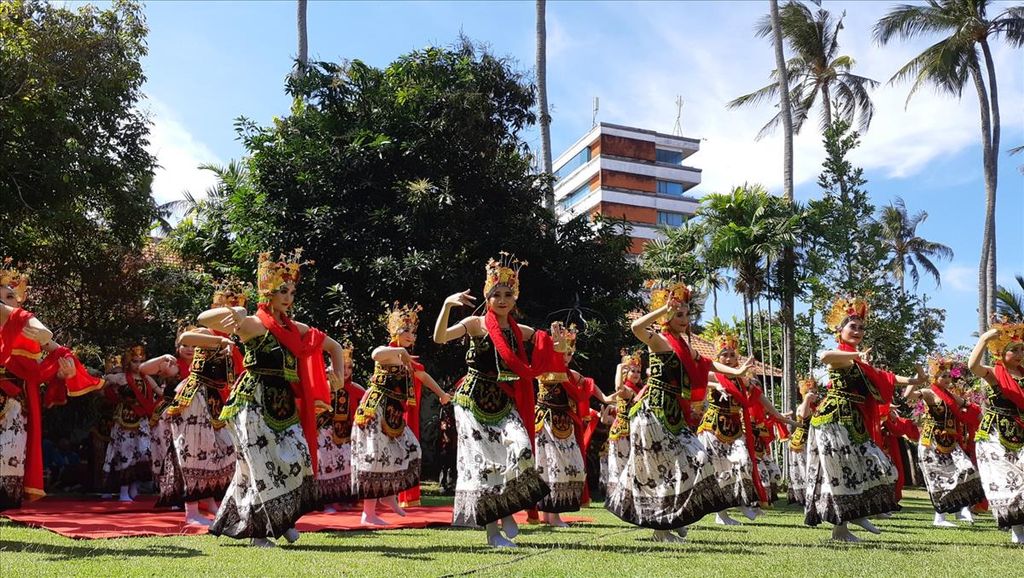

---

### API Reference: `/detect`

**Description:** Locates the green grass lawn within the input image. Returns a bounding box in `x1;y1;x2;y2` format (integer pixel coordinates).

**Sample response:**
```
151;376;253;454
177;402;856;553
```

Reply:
0;488;1019;577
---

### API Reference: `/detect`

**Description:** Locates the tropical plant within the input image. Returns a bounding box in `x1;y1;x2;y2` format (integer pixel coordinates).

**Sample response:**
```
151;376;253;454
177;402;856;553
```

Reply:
874;0;1024;335
729;2;879;139
535;0;554;210
995;274;1024;319
878;197;954;291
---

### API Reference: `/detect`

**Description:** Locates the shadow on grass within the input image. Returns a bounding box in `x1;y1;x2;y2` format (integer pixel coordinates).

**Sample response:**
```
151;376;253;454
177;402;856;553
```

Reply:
519;540;766;557
281;542;514;560
0;540;203;562
696;536;938;552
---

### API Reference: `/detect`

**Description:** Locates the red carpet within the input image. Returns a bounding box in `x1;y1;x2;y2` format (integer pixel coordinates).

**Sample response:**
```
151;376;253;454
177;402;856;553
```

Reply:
1;497;591;540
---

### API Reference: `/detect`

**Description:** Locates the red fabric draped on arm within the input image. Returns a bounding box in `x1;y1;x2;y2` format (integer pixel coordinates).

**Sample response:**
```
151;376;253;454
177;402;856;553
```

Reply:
837;343;896;446
40;346;104;408
993;364;1024;410
1;308;48;499
257;303;331;474
662;330;712;427
399;344;425;507
714;373;769;505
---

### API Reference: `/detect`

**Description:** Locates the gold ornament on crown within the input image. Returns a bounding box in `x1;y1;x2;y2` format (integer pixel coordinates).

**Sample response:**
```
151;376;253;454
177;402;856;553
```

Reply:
825;295;871;333
644;278;692;322
620;348;643;371
926;355;955;381
257;249;312;300
0;257;30;304
386;302;423;339
104;354;123;374
341;342;354;366
705;325;740;354
553;322;579;354
484;252;527;299
798;376;819;396
213;276;253;308
987;319;1024;361
123;345;146;367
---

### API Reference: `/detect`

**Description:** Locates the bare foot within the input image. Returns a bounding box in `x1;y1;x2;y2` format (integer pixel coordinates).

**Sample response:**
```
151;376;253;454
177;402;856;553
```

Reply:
852;517;881;535
283;528;300;543
487;534;517;548
250;538;276;548
500;515;520;539
185;513;212;527
381;495;407;517
361;512;388;526
831;525;861;542
545;513;569;528
740;507;758;521
715;512;741;526
652;530;685;543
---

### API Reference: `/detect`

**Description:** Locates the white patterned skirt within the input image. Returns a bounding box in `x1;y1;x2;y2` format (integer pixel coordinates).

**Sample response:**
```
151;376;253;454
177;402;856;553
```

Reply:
0;398;26;510
316;427;352;504
975;431;1024;528
103;420;151;489
351;412;420;500
606;436;630;498
159;387;236;505
149;416;173;483
535;419;585;513
919;443;985;513
452;404;549;527
787;446;808;505
698;431;758;509
757;454;782;504
803;423;899;526
606;408;732;529
209;384;317;540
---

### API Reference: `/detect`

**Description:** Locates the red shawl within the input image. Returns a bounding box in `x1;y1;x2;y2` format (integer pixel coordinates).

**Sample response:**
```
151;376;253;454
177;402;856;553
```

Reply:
714;373;769;505
0;308;46;499
837;342;896;447
484;310;558;448
399;341;425;507
565;372;596;506
662;329;713;427
993;364;1024;410
880;409;918;501
41;346;104;408
124;371;157;418
256;303;330;473
930;383;982;434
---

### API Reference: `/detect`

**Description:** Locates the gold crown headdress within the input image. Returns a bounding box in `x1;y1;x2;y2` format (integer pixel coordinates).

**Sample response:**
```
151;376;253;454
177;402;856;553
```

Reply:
484;252;527;299
104;354;123;374
123;345;146;364
557;322;579;354
257;249;312;300
0;257;30;304
341;342;354;365
987;320;1024;361
825;295;870;333
704;322;740;354
926;355;955;381
386;302;423;338
645;278;692;313
213;276;252;308
798;376;818;396
620;348;643;371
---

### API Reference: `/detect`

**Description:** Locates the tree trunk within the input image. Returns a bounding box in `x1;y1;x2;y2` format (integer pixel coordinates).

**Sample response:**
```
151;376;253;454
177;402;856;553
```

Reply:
969;60;995;334
980;39;999;325
296;0;308;68
536;0;554;211
712;285;719;318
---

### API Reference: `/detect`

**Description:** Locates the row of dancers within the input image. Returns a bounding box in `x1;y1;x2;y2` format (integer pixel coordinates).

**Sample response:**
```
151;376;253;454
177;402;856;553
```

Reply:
1;252;1023;547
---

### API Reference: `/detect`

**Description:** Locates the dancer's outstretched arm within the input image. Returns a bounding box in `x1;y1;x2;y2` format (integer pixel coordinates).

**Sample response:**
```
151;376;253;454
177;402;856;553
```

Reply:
434;290;476;344
969;328;1000;386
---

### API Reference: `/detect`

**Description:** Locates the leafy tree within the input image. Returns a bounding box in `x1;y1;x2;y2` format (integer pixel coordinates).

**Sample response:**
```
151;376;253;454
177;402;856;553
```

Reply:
878;197;953;291
996;274;1024;319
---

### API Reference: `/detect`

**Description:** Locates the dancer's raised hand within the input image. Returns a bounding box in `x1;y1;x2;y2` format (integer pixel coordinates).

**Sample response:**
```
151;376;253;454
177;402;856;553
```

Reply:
444;290;476;309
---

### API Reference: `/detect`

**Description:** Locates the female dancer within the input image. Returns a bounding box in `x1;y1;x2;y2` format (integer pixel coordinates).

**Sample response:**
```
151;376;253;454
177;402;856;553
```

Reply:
534;325;614;527
353;302;449;525
317;345;363;513
432;254;563;548
606;280;747;542
697;325;794;525
805;296;925;541
968;321;1024;544
199;250;346;547
605;349;642;499
786;377;820;506
161;281;249;524
1;261;97;508
904;356;985;527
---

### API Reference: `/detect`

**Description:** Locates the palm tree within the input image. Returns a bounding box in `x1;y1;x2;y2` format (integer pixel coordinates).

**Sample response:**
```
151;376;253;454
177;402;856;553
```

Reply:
536;0;554;211
296;0;308;69
698;184;801;353
996;274;1024;319
730;2;879;140
874;0;1024;335
878;197;954;291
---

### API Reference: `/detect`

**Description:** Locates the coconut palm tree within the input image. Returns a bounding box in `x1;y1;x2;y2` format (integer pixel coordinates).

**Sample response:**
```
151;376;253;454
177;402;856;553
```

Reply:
536;0;554;211
878;197;954;291
730;2;879;140
996;274;1024;319
297;0;308;68
874;0;1024;335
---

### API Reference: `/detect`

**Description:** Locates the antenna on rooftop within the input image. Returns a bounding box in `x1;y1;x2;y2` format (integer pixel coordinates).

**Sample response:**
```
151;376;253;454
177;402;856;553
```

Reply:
672;95;684;136
592;97;600;128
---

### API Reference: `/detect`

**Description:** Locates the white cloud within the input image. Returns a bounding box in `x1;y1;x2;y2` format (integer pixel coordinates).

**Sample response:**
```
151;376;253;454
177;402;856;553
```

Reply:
942;264;976;293
144;97;221;208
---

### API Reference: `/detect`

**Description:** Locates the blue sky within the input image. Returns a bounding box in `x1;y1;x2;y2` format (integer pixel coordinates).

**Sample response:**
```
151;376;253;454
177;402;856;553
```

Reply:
126;0;1023;351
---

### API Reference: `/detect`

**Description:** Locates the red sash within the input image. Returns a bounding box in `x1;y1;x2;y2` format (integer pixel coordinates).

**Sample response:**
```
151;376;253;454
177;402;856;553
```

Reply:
714;373;769;505
399;342;425;507
993;364;1024;410
565;372;596;505
662;330;712;426
41;346;104;408
484;310;559;448
0;308;46;499
256;303;330;473
837;343;895;446
125;371;157;418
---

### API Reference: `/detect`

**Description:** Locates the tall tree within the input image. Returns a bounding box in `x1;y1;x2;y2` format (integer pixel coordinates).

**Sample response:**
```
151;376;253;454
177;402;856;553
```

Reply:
995;274;1024;319
296;0;308;68
536;0;554;210
878;197;954;291
731;2;879;139
874;0;1024;335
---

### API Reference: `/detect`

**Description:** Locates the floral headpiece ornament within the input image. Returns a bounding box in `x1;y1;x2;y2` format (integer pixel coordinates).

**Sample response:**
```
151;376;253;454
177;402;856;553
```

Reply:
825;295;870;335
104;354;123;374
386;302;423;339
645;278;692;325
558;323;579;354
926;354;955;382
341;342;354;366
484;252;526;299
212;276;253;308
987;316;1024;362
798;376;819;396
123;345;146;367
257;249;312;301
0;257;30;304
705;324;740;354
620;348;643;372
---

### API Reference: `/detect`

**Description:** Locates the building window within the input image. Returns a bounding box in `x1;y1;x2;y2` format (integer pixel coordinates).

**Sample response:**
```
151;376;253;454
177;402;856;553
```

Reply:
656;180;686;196
657;211;687;227
656;148;684;165
558;183;592;211
554;148;591;181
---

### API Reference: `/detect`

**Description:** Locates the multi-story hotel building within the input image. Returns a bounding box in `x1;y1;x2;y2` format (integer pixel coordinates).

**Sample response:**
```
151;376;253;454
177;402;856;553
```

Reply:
552;123;702;254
